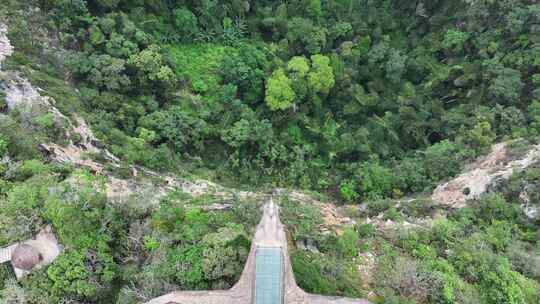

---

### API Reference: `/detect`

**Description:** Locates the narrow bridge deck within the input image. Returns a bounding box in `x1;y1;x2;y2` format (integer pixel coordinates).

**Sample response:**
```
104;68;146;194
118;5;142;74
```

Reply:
255;247;283;304
0;245;16;264
145;200;371;304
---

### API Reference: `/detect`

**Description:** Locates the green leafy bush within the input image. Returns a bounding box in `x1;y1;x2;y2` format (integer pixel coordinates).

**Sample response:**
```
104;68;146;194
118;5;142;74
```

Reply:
168;44;233;94
337;228;359;258
291;251;364;297
356;223;375;239
0;135;8;157
166;245;207;288
357;161;397;199
340;180;359;202
423;140;465;182
280;197;324;241
46;249;115;300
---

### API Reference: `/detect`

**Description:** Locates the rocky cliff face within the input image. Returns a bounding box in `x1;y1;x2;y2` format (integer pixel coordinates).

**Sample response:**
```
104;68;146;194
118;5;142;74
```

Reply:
0;23;13;66
432;142;540;219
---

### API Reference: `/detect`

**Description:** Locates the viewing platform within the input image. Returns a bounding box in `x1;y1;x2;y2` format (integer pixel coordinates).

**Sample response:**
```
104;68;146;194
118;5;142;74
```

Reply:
146;199;370;304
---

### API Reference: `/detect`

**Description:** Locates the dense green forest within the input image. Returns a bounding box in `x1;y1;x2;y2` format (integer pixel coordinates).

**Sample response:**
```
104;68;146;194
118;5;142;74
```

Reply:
0;0;539;303
5;0;540;194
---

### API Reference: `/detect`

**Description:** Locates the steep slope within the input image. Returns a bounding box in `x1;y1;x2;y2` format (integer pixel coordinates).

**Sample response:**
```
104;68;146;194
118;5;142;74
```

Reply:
432;141;540;218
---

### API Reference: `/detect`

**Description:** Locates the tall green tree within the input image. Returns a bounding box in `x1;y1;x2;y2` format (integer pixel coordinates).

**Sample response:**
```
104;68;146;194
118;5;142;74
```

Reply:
265;68;296;111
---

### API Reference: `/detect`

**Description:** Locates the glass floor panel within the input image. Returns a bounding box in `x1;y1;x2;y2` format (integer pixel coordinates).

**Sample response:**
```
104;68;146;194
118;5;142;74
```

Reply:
255;247;283;304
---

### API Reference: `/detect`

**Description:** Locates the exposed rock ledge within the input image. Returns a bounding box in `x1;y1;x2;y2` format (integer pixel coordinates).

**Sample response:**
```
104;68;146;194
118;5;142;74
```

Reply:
1;70;258;205
432;142;540;216
0;23;13;66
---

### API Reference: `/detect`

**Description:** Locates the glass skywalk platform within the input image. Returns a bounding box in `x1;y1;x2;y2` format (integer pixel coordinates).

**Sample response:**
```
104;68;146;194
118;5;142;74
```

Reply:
255;247;284;304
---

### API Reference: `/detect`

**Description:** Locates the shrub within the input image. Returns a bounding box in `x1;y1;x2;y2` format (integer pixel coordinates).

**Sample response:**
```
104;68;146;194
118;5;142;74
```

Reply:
474;194;520;225
340;179;359;202
506;241;540;280
483;220;514;252
0;264;15;290
442;29;470;52
13;159;49;180
430;219;462;251
280;198;324;241
377;256;441;303
461;117;495;155
1;177;51;242
0;116;41;159
421;258;472;304
337;228;359;258
356;161;396;199
383;207;402;221
356;223;375;238
423;140;465;182
401;199;435;218
0;91;6;112
44;173;111;248
151;198;186;234
291;251;364;297
0;135;8;157
201;223;249;287
395;229;433;259
393;156;430;193
35;113;55;129
367;199;396;217
166;245;207;289
451;235;539;303
46;249;115;300
478;258;538;304
292;251;338;295
0;279;27;303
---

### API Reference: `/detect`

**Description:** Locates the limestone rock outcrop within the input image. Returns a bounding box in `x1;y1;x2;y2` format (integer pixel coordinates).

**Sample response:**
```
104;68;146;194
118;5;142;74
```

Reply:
432;142;540;210
0;23;13;66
